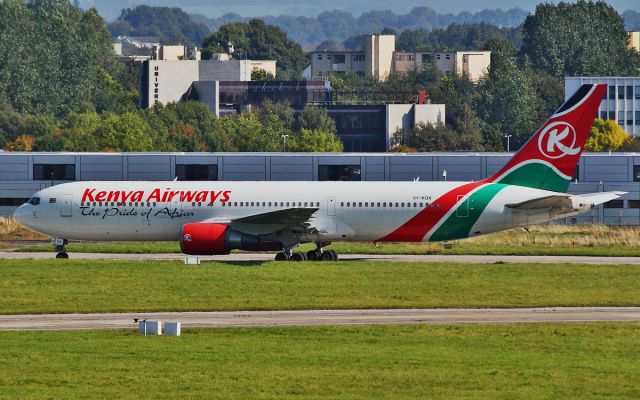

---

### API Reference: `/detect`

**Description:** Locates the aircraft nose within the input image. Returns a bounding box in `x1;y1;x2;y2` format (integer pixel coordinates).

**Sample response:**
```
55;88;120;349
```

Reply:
13;204;29;226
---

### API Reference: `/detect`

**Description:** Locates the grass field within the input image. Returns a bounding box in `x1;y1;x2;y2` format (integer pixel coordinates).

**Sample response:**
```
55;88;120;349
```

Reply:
0;323;639;399
12;224;640;256
1;259;639;314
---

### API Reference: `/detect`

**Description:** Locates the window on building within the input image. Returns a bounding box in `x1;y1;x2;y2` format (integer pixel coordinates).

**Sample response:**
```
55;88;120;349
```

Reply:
395;54;405;61
600;111;607;120
33;164;75;180
352;54;364;62
0;198;28;206
176;164;217;181
436;54;441;60
618;111;625;126
445;54;451;60
316;54;322;60
628;111;634;126
333;54;345;64
609;111;615;120
628;200;640;208
408;54;415;61
604;199;624;208
608;85;616;99
318;165;361;181
327;54;332;60
633;165;640;182
355;71;364;77
636;86;640;100
422;54;433;63
618;85;625;99
627;86;634;99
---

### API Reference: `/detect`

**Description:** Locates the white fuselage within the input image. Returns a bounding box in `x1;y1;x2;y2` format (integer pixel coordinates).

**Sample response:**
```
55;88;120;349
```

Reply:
13;180;588;243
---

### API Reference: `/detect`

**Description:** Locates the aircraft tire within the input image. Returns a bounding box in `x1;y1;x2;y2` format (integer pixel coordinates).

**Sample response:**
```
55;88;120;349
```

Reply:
275;252;289;261
307;250;320;261
291;252;306;262
320;251;335;261
56;252;69;259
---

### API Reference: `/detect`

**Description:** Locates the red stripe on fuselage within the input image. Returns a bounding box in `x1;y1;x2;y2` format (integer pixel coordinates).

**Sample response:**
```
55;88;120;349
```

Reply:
377;181;485;242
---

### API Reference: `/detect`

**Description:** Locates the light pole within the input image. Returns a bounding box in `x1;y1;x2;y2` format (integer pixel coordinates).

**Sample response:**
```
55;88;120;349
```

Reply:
504;134;512;152
281;134;289;151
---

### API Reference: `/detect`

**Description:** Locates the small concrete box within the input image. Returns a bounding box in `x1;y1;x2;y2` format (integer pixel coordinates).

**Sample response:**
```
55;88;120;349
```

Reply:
138;320;162;335
184;257;200;265
165;322;181;336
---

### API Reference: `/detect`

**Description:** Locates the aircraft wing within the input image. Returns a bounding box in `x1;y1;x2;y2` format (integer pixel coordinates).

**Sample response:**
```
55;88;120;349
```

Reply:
224;207;321;236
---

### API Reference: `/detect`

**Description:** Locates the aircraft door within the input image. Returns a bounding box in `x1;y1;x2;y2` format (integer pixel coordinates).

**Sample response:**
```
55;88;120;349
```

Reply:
456;195;469;218
60;194;72;217
327;197;335;216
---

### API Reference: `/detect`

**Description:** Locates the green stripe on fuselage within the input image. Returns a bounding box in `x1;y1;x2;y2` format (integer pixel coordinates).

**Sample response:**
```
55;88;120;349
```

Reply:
429;183;507;242
497;162;570;192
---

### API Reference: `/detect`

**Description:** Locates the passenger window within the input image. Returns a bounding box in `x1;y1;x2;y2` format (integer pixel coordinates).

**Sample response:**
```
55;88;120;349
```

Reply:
383;202;386;207
341;202;344;207
365;202;368;207
346;202;350;207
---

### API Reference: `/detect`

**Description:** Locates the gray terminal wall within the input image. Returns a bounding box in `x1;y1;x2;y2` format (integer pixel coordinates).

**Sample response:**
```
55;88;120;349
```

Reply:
1;152;640;225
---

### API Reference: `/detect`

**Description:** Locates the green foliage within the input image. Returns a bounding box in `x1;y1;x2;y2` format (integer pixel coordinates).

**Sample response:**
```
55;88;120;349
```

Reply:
108;5;210;46
250;68;274;81
296;106;337;134
475;54;539;149
0;0;134;116
393;122;483;152
397;23;521;52
290;128;343;152
198;7;529;49
585;119;629;152
201;19;306;79
521;1;640;78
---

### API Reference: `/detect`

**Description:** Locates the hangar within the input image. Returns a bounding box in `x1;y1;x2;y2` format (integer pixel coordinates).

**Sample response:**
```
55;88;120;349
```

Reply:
0;151;638;225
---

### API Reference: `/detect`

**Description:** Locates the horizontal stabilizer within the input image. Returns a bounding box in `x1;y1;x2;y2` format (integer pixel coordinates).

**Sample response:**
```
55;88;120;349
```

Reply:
507;191;626;211
506;195;572;210
575;191;627;206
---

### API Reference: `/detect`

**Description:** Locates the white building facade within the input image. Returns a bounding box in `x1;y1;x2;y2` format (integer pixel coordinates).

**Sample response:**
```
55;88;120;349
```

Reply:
565;77;640;136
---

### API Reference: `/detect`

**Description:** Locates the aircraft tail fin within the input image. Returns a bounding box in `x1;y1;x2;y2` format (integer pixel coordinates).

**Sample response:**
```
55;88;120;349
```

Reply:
487;84;607;193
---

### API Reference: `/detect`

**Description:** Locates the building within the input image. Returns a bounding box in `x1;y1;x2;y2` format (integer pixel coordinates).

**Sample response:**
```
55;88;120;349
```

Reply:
393;51;491;82
309;34;490;82
629;32;640;52
565;77;640;136
1;152;638;225
139;59;277;108
183;80;445;151
113;36;160;60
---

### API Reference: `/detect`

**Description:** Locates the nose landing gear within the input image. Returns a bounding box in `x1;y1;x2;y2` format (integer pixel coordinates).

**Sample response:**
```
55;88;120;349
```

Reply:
52;238;69;259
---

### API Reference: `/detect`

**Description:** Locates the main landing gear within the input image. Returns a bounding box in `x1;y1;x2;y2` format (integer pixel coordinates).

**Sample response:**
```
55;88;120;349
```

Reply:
53;238;69;259
275;242;337;262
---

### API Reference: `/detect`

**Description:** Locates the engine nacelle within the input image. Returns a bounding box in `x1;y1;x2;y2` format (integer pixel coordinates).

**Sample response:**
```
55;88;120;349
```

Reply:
180;223;282;255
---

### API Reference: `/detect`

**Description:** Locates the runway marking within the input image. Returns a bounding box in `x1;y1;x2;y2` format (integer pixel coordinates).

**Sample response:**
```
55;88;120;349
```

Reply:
1;308;639;331
3;252;640;264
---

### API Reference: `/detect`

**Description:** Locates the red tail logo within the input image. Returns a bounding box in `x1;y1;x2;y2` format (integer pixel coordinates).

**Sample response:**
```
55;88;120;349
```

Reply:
537;121;579;159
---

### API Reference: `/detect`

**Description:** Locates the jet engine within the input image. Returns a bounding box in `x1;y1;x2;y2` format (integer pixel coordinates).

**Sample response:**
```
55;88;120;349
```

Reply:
180;223;282;255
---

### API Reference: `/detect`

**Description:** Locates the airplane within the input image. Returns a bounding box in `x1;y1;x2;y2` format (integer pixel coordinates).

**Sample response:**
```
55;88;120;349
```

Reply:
13;83;623;261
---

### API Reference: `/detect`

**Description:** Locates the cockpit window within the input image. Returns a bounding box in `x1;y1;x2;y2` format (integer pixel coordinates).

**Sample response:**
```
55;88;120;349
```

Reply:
27;197;40;205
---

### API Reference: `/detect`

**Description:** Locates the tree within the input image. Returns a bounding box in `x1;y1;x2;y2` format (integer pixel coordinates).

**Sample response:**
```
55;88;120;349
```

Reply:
108;5;210;46
4;135;34;151
251;68;275;81
521;1;640;78
201;19;307;79
0;0;128;116
296;106;336;134
475;53;539;149
584;119;629;151
290;129;343;152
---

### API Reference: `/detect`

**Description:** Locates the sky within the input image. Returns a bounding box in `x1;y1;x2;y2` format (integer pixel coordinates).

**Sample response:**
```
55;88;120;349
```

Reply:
87;0;639;21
